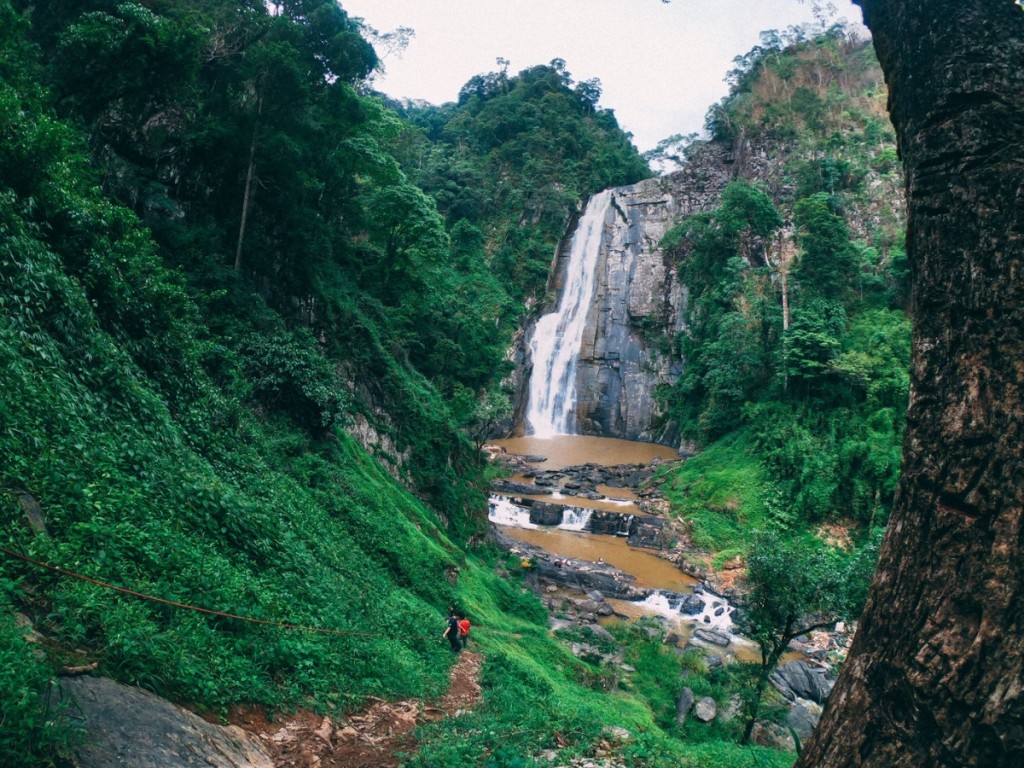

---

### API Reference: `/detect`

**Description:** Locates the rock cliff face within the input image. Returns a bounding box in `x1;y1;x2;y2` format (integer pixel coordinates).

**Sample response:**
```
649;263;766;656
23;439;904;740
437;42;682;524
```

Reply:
572;176;687;443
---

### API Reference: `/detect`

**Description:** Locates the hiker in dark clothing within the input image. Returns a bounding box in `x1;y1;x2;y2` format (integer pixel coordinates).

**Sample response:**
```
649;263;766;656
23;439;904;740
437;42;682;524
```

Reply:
443;611;462;652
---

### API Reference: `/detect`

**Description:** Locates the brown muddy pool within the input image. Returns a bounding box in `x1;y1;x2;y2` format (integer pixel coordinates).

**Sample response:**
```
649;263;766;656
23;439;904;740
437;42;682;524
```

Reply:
503;526;696;593
494;435;678;471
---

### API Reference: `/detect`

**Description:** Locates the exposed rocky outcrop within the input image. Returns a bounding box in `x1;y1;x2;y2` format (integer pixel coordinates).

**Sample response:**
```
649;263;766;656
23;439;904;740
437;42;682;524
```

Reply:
770;660;836;705
51;676;274;768
571;177;688;444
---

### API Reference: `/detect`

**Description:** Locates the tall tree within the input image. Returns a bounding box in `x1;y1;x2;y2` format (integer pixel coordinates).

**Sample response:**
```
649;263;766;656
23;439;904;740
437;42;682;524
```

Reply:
797;2;1024;766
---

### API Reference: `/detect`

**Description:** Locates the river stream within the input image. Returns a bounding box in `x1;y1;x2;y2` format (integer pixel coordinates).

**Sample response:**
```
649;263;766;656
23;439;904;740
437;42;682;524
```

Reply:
488;434;765;658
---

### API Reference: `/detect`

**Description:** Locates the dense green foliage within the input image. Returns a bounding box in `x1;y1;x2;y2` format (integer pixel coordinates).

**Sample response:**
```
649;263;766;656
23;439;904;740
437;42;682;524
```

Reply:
653;30;906;751
738;530;879;742
0;4;908;766
395;59;651;304
0;1;657;764
660;26;909;539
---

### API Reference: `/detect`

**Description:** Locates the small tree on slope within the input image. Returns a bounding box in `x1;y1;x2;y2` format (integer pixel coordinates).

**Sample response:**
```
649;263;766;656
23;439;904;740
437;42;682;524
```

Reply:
740;531;876;744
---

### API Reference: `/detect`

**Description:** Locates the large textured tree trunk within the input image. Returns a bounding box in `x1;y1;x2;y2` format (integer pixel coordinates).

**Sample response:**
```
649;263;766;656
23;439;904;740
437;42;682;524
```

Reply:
797;2;1024;766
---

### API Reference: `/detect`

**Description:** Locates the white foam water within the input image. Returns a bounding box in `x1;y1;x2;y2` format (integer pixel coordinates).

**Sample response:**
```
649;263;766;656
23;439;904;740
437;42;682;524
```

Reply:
558;507;594;531
487;496;537;529
635;588;736;633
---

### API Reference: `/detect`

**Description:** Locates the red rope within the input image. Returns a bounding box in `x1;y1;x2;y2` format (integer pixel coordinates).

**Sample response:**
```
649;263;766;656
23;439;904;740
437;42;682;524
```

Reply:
0;545;382;637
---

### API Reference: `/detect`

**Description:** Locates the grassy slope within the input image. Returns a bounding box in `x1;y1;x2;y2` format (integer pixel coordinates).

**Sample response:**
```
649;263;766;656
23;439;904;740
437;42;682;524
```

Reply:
663;431;769;558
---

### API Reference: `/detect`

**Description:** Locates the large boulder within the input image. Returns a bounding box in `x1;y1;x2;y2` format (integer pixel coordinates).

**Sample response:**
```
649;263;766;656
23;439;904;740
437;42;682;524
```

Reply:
51;676;273;768
588;510;631;536
627;516;668;549
528;502;564;526
786;702;821;740
691;628;732;648
769;660;835;704
693;696;717;722
679;593;705;615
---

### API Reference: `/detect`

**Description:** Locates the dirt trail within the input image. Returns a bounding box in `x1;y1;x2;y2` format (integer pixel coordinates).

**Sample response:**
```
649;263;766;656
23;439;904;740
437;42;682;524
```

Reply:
232;651;483;768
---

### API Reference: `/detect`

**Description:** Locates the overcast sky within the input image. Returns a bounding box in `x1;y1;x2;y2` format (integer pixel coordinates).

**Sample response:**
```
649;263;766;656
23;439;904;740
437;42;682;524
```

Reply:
342;0;865;152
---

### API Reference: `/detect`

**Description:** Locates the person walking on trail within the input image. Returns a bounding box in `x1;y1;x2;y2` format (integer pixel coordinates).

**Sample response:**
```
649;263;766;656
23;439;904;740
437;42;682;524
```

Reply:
443;609;462;652
457;613;471;649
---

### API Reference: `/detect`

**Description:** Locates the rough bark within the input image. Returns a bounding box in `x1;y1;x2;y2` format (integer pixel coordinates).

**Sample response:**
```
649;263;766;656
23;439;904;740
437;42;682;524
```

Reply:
797;2;1024;767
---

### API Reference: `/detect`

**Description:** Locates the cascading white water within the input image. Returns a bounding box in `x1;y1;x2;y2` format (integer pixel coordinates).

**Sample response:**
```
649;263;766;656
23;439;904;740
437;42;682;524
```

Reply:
636;589;737;632
558;507;594;531
488;496;537;529
525;190;613;438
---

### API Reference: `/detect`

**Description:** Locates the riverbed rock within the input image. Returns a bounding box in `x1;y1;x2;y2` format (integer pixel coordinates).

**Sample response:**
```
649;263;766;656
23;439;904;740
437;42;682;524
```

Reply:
528;502;565;526
691;628;732;648
51;676;274;768
677;593;705;615
521;546;648;601
572;598;603;614
627;516;667;549
588;509;631;536
491;480;551;495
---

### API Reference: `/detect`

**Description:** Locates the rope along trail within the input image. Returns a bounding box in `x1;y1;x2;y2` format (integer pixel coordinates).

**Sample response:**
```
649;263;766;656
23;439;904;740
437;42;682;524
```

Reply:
0;545;439;639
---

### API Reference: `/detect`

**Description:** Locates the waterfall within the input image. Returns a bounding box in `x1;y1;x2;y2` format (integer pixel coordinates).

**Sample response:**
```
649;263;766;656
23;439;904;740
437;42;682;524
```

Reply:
558;507;594;531
525;190;613;437
488;496;537;529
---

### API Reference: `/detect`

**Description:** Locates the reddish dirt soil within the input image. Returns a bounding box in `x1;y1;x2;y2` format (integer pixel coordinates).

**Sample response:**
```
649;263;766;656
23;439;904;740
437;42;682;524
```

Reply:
231;651;483;768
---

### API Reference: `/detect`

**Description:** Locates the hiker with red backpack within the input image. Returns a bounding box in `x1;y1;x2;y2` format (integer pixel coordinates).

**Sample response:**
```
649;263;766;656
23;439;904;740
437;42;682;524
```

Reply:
442;607;462;652
457;612;471;648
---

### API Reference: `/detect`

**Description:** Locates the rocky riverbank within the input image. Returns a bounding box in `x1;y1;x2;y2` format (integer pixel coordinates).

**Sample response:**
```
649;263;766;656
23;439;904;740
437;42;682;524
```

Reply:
489;522;852;748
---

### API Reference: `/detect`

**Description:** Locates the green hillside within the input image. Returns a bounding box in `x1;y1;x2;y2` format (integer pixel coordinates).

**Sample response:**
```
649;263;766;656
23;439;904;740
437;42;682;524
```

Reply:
658;25;908;556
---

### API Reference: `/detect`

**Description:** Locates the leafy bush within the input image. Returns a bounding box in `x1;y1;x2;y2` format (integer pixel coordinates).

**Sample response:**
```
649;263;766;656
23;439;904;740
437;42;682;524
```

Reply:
0;605;73;767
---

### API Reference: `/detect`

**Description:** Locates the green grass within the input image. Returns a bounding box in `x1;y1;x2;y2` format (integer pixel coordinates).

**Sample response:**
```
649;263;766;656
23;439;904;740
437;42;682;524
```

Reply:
662;430;769;553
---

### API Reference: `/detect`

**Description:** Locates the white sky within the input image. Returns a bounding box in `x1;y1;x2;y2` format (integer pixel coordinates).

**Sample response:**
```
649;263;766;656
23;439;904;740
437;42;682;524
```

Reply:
342;0;865;152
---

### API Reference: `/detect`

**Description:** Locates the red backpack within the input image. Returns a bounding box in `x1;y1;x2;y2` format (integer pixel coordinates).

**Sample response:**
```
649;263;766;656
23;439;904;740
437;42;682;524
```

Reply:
458;618;470;637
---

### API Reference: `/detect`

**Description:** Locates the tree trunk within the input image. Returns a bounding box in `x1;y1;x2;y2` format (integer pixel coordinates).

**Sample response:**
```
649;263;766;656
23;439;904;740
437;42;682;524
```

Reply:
797;2;1024;767
234;94;263;272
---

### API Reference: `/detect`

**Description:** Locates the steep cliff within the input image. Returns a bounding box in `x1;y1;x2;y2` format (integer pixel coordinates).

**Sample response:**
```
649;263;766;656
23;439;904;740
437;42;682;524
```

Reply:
574;177;687;443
